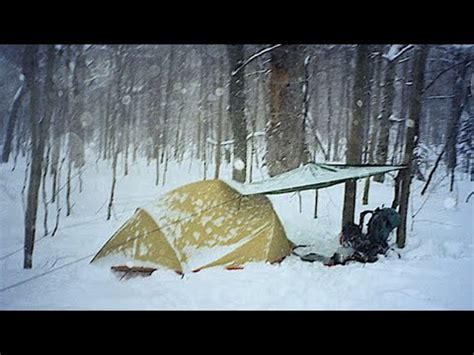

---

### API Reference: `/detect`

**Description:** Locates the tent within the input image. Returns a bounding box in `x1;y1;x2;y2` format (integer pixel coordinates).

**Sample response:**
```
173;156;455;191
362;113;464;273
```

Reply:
227;163;405;196
91;180;293;274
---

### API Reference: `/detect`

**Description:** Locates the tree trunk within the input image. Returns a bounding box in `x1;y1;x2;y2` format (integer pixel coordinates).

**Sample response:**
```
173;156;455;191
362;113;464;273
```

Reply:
368;49;384;164
2;82;27;163
24;45;56;268
342;45;369;227
266;45;306;177
160;45;175;165
69;45;86;170
374;51;396;182
396;45;429;248
392;60;411;165
107;149;119;221
214;56;224;179
446;52;470;191
325;50;333;160
227;45;247;182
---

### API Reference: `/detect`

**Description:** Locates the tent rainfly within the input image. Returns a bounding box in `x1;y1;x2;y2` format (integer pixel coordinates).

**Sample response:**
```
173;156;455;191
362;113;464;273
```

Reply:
226;163;406;196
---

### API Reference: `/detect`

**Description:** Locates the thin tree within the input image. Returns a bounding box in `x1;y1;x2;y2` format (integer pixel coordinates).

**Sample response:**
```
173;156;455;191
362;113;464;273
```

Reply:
2;68;28;163
342;45;369;227
214;55;225;179
445;51;470;191
227;45;247;182
24;45;56;268
396;45;429;248
374;46;396;182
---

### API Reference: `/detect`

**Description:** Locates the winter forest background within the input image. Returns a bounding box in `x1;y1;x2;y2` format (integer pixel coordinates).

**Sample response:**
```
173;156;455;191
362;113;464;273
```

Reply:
0;44;472;309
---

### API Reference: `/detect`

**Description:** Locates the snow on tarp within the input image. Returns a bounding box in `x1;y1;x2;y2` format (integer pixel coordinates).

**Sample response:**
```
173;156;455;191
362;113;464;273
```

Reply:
227;163;406;195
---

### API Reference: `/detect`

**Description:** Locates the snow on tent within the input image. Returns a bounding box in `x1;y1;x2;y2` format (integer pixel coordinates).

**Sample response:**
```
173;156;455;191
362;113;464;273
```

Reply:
227;163;406;196
91;180;293;274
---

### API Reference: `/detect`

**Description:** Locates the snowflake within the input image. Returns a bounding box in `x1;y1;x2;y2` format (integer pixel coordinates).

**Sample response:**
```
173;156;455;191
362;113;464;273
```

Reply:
443;197;456;209
234;159;245;171
122;95;131;106
207;93;217;102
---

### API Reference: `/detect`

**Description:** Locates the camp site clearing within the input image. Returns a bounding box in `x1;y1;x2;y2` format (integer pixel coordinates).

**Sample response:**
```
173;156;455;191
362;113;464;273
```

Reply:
0;159;472;309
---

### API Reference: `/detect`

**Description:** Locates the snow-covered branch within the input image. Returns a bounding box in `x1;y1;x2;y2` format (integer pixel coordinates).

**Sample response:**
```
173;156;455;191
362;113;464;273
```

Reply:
231;44;282;76
382;45;414;62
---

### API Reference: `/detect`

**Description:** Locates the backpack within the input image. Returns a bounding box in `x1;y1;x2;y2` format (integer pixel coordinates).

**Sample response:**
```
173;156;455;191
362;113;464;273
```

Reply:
335;207;400;264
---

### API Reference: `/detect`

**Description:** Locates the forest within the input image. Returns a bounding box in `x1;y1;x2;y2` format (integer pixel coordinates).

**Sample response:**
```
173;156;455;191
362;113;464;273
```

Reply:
0;44;472;310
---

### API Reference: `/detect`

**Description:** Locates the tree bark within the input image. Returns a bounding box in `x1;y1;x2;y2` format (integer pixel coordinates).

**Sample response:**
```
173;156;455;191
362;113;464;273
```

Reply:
266;45;306;177
214;56;224;179
227;45;247;182
396;45;429;248
342;45;369;227
2;82;27;163
24;45;56;268
374;50;396;182
69;45;86;170
446;51;470;191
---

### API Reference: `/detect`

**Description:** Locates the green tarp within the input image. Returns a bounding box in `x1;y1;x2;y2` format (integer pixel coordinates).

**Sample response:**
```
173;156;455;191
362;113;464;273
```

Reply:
227;163;406;195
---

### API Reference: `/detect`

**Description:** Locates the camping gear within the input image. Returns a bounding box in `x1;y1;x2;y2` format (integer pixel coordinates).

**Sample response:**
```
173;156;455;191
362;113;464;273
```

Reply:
227;163;405;196
293;207;400;266
91;180;293;274
328;207;401;265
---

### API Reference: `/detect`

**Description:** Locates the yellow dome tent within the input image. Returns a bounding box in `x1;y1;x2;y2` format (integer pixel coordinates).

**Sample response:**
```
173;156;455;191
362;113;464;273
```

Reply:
91;180;293;274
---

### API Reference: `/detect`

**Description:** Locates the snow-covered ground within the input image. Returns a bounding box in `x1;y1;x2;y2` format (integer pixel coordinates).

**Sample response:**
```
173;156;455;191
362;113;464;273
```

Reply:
0;154;472;309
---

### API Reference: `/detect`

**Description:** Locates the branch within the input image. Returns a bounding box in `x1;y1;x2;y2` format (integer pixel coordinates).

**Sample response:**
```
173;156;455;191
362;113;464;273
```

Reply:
231;44;282;76
382;44;414;62
466;192;474;203
423;59;472;94
420;146;445;196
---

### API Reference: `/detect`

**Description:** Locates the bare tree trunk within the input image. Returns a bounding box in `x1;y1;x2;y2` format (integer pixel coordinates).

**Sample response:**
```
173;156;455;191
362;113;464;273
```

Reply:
107;149;119;221
66;158;72;216
342;45;369;227
69;45;86;170
393;59;411;165
362;47;375;163
160;45;175;165
214;56;224;179
334;49;353;162
24;45;56;268
396;45;429;248
374;50;396;182
42;145;51;236
368;49;383;164
2;82;27;163
227;45;247;182
248;76;260;183
446;52;470;191
325;50;333;160
266;45;305;177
